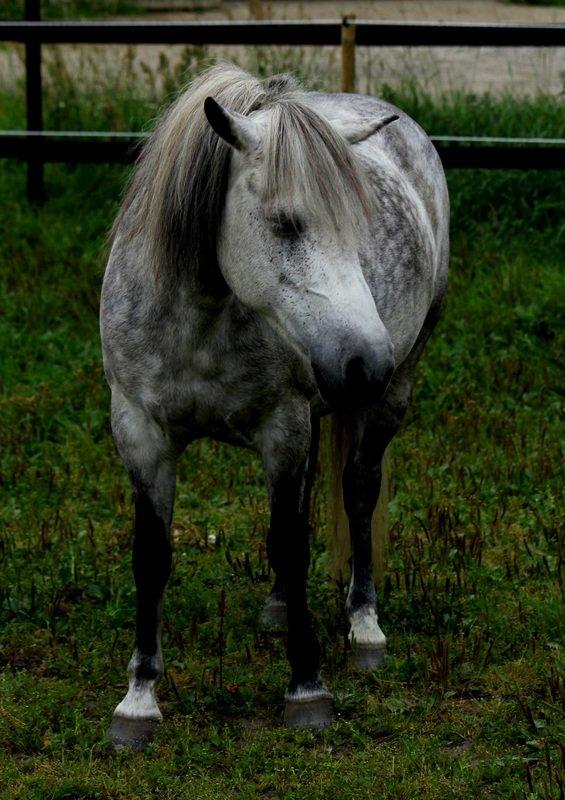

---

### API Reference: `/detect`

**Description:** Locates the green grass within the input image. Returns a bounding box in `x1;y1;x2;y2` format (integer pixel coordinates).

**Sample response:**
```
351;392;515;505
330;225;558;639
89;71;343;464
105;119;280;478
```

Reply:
0;70;564;798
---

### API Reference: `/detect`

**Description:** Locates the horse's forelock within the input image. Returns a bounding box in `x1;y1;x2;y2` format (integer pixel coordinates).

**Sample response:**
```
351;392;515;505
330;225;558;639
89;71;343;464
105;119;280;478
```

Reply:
263;101;373;235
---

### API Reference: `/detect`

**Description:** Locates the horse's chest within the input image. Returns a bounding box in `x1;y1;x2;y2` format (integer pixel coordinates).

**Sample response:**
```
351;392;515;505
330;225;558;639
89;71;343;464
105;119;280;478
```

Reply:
153;338;307;447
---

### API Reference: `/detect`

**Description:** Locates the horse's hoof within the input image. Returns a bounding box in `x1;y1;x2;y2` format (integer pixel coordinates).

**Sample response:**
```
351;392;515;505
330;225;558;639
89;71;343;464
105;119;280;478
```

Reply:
260;595;288;634
284;689;333;730
108;714;161;751
352;642;386;670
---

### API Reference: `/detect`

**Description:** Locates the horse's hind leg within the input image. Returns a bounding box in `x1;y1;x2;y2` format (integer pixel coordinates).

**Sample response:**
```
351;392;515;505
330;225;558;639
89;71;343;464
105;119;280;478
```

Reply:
261;415;320;634
260;404;331;729
107;391;176;750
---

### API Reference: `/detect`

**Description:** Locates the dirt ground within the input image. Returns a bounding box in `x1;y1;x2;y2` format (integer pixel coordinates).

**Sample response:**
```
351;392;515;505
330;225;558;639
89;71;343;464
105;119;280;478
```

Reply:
1;1;564;101
160;0;565;23
157;1;565;96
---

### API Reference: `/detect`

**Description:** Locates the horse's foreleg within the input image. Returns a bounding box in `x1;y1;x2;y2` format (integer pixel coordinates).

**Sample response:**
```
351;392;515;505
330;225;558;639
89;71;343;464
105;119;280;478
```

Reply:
344;330;436;669
261;415;320;634
108;393;175;750
343;413;396;670
261;407;331;729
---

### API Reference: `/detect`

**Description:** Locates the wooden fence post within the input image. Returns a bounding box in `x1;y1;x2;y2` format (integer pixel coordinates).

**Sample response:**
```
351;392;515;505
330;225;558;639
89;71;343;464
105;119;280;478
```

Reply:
341;15;356;93
25;0;45;203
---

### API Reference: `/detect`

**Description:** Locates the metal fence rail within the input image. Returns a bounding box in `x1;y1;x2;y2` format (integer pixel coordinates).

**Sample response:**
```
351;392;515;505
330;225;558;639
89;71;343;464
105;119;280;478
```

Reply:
2;131;564;171
1;8;564;201
1;19;564;46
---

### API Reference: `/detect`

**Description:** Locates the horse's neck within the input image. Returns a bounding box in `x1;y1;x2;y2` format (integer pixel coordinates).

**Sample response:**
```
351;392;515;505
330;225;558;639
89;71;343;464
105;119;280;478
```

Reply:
119;229;264;356
163;276;252;353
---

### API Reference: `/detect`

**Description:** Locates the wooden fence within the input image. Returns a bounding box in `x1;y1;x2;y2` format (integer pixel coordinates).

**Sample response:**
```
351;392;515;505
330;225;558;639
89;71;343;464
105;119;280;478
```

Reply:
1;3;564;202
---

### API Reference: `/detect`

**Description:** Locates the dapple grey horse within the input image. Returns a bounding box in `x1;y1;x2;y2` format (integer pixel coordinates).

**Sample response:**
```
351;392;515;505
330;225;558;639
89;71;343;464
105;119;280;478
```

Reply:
100;64;449;748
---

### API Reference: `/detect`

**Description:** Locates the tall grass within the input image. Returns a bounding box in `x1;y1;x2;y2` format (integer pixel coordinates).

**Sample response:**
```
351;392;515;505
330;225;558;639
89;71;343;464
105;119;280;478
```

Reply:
1;1;140;22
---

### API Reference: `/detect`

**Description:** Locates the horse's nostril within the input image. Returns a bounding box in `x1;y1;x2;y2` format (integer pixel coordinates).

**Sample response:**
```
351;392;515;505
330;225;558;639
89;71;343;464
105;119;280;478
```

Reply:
312;346;394;409
344;355;369;392
343;351;394;406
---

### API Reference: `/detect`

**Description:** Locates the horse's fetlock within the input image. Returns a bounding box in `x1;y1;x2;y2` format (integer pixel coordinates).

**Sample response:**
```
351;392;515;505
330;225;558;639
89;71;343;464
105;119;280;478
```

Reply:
127;651;163;683
346;586;377;616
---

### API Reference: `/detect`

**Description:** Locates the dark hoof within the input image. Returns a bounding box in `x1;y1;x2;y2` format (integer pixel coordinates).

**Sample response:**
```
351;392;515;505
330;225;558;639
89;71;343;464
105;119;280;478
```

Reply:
108;715;160;751
260;596;288;634
284;692;333;730
353;643;386;670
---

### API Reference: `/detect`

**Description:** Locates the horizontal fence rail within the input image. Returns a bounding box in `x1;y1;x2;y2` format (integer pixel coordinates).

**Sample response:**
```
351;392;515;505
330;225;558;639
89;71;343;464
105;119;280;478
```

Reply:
1;19;564;46
2;131;564;170
1;14;564;200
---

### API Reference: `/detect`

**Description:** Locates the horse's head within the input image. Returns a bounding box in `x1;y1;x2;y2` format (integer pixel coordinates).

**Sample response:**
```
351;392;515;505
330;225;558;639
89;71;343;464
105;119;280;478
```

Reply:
205;96;397;409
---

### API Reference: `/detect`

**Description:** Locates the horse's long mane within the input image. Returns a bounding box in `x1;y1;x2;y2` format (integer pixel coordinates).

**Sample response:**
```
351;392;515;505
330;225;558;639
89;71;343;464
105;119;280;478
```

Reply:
114;64;372;287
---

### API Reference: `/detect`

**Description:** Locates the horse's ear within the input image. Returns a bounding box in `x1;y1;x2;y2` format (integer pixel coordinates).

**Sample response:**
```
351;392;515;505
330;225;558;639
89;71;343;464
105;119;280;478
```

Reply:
204;97;261;153
341;114;399;145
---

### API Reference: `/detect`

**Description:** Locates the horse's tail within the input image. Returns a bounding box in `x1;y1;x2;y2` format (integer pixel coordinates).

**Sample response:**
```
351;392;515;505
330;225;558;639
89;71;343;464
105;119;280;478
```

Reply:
324;414;389;588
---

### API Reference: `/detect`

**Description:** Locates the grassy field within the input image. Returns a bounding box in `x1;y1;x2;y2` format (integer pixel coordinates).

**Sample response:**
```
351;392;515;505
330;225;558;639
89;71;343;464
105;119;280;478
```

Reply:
0;57;564;799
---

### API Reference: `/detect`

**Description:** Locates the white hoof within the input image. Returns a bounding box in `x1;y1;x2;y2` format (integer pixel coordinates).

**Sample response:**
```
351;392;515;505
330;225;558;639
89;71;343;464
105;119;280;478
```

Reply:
349;608;387;671
108;714;160;751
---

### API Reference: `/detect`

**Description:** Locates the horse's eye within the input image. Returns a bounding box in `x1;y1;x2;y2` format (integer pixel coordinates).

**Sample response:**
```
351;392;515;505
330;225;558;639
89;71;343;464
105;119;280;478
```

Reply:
271;215;304;239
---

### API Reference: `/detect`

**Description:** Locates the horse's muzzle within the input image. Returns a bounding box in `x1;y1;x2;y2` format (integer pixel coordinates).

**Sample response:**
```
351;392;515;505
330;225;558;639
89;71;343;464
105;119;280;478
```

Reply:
312;341;395;410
